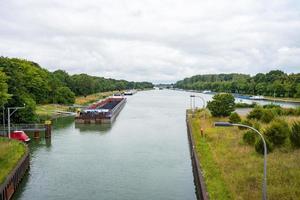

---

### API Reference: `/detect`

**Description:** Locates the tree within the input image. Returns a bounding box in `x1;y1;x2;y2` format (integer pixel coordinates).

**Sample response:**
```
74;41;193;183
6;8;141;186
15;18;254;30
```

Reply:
54;87;75;104
0;71;11;106
207;93;235;117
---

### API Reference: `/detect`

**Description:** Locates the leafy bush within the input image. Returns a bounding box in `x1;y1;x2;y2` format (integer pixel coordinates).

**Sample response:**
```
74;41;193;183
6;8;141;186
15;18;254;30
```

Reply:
282;108;298;116
54;86;75;104
263;104;281;109
261;110;275;123
235;102;256;108
264;119;290;146
238;119;253;130
207;93;235;117
290;121;300;147
247;106;263;120
271;107;284;116
229;112;241;123
243;130;256;145
255;138;273;155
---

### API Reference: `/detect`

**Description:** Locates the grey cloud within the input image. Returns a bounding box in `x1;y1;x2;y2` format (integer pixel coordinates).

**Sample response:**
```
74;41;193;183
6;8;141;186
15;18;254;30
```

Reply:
0;0;300;83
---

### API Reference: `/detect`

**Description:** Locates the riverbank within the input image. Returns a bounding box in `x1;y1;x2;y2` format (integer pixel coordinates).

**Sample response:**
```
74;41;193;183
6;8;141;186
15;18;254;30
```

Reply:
36;91;124;120
0;138;26;184
264;96;300;103
75;90;123;105
187;109;300;199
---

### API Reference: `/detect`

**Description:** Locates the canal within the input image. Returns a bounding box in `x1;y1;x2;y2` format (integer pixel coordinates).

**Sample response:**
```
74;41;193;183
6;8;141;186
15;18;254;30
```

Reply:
13;90;198;200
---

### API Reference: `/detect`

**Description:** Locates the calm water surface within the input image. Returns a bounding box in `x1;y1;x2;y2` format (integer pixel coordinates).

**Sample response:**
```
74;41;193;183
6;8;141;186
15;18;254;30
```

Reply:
13;90;198;200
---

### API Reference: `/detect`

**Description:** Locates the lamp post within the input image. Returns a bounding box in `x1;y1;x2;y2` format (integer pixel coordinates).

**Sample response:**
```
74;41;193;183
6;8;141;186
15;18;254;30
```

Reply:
214;122;267;200
2;106;5;131
7;104;25;138
190;95;206;111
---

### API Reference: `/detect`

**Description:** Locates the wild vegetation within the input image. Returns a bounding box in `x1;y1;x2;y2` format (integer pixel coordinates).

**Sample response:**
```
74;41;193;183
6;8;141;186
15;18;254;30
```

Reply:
192;93;300;199
175;70;300;98
0;57;153;123
207;93;235;117
189;108;300;199
0;137;26;184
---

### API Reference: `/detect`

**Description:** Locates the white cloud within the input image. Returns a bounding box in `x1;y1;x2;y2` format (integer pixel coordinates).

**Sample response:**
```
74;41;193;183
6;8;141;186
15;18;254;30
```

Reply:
0;0;300;83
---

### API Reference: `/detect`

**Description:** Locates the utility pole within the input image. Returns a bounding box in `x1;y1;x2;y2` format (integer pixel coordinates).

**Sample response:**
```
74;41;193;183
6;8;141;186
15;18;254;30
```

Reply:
7;104;25;138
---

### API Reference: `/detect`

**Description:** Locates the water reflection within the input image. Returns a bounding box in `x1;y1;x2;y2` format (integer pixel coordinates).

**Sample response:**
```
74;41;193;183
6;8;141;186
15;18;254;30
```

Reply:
75;123;112;133
52;116;75;129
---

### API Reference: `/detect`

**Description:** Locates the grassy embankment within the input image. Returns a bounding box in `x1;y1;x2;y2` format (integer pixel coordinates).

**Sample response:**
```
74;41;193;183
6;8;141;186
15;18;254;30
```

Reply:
264;96;300;103
188;109;300;200
36;91;121;119
0;138;26;184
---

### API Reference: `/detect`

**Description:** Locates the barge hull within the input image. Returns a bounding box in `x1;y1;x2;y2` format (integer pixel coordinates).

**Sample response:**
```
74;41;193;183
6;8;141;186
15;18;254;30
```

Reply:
75;98;126;124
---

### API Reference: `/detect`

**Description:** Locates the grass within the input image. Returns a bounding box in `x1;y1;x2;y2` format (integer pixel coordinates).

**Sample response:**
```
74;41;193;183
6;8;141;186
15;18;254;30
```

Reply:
0;138;26;184
188;110;300;200
36;90;122;119
75;90;122;105
264;96;300;103
36;104;69;116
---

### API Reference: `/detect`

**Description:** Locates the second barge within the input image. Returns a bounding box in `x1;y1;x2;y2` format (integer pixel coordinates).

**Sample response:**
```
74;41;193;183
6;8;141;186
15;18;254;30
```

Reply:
75;97;126;124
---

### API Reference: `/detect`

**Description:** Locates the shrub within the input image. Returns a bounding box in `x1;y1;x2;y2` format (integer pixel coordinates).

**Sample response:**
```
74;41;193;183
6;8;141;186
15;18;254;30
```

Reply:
235;102;256;108
255;138;273;155
271;107;284;116
207;93;235;117
282;108;297;116
263;104;281;109
238;119;253;130
243;130;256;145
290;121;300;147
264;119;290;146
261;110;275;123
229;112;241;123
247;106;263;120
252;120;261;131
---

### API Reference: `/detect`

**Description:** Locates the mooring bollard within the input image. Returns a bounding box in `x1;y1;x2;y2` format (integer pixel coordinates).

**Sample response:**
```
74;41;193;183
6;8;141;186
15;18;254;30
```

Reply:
34;131;40;139
200;127;204;137
44;120;52;138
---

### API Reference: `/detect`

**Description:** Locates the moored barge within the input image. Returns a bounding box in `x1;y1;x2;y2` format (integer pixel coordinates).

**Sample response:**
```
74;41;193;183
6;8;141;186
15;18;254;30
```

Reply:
75;97;126;124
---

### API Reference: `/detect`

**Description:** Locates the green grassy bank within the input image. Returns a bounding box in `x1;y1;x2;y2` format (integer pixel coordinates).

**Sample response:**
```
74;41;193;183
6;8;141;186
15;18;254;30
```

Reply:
188;110;300;200
0;138;26;184
36;90;122;120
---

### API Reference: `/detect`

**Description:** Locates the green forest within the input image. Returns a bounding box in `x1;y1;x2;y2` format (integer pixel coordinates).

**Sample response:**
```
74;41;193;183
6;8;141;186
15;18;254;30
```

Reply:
0;57;153;123
175;70;300;98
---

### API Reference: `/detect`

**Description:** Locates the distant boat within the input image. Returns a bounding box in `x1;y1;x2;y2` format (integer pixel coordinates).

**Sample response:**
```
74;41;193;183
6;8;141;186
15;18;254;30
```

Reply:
124;90;137;95
249;95;265;100
202;90;212;94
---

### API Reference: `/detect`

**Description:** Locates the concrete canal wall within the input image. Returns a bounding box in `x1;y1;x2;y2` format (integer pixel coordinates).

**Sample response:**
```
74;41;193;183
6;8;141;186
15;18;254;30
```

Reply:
0;146;30;200
186;111;209;200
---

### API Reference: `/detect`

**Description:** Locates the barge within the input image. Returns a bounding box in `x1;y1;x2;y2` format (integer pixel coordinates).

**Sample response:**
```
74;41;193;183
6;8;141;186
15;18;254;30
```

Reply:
75;97;126;124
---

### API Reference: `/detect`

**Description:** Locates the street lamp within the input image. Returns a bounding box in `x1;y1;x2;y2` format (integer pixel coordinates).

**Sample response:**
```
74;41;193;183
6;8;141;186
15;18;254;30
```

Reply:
190;95;206;111
214;122;267;200
2;106;5;131
7;104;25;138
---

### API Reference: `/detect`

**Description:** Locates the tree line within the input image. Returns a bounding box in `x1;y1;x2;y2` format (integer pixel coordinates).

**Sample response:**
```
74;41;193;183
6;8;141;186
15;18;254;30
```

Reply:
0;57;153;123
175;70;300;98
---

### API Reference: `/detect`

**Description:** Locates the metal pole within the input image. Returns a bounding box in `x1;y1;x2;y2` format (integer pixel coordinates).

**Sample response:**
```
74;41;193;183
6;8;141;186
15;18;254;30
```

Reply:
7;108;10;138
2;106;5;131
193;96;195;111
7;105;26;139
232;123;267;200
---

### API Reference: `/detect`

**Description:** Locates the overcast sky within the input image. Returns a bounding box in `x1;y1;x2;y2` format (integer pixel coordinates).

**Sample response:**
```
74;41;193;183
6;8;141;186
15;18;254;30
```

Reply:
0;0;300;83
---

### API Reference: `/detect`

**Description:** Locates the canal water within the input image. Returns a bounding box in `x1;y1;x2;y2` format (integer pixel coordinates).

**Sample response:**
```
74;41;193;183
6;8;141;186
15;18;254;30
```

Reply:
13;90;198;200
